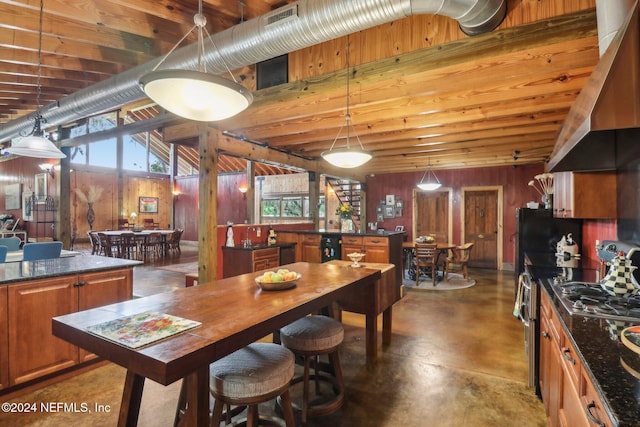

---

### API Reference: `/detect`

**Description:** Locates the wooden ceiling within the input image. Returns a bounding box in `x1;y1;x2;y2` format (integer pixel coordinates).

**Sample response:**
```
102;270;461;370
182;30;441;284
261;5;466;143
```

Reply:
0;0;600;175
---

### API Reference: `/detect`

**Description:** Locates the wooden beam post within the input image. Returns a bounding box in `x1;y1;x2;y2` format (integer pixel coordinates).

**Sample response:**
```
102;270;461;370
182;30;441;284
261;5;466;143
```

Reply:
56;146;72;249
198;125;218;284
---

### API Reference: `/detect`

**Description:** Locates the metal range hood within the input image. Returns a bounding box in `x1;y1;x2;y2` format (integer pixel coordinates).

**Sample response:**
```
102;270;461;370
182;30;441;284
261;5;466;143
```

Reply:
548;1;640;172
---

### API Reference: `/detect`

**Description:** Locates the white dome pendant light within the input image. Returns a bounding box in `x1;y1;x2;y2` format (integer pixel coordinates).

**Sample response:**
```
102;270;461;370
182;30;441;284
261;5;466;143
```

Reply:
321;34;372;168
6;0;66;159
416;159;442;191
139;0;253;122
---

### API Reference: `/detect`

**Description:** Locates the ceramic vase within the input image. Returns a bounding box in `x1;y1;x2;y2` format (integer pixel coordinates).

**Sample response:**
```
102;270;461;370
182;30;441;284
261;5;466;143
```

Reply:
86;202;95;230
543;194;553;209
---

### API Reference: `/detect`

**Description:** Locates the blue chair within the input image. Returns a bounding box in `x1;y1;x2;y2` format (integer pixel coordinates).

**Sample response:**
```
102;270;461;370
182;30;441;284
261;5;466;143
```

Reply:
0;237;21;251
0;245;7;263
22;242;63;261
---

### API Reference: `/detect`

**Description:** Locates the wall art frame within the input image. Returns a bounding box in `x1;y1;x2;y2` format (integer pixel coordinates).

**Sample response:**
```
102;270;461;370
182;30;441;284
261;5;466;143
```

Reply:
5;183;20;210
34;173;47;203
22;191;33;221
139;196;159;213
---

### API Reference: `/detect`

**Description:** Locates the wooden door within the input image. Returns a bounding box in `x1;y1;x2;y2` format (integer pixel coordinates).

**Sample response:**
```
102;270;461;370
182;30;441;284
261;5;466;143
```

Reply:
415;191;449;242
463;190;498;269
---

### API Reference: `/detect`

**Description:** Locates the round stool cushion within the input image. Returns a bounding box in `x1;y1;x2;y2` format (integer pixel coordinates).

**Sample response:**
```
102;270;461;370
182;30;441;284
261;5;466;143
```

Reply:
210;342;294;400
280;315;344;352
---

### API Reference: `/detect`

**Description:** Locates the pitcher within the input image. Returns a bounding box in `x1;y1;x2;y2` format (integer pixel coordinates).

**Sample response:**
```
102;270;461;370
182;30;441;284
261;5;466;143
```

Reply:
600;251;640;298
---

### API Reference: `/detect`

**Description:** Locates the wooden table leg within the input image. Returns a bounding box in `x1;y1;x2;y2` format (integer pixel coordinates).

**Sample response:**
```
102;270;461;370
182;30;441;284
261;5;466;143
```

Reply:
178;366;210;427
365;313;378;365
118;370;145;427
382;306;392;346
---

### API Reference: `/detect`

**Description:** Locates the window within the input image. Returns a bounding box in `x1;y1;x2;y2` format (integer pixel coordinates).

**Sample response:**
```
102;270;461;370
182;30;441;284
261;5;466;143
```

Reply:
88;138;117;168
260;195;311;220
282;197;302;217
261;199;280;217
70;144;87;165
122;135;148;171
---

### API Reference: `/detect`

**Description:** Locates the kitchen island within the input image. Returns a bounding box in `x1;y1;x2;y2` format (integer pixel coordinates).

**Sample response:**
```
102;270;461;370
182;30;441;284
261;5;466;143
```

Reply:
529;265;640;426
0;255;140;393
276;229;404;289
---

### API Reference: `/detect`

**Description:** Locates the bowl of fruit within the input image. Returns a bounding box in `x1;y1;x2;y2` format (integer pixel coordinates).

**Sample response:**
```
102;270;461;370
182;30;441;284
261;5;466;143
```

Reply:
255;269;301;291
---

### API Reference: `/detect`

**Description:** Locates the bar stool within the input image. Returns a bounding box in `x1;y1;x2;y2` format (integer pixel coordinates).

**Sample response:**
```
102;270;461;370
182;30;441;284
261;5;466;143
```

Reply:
279;315;345;425
209;342;296;427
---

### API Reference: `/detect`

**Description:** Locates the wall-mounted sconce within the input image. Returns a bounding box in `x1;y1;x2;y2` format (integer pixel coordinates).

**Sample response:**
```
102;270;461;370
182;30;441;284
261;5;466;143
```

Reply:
239;186;248;200
39;163;55;178
129;212;138;223
172;190;182;201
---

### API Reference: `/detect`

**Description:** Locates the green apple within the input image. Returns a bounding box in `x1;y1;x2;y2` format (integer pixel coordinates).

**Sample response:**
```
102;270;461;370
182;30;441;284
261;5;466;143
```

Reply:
271;273;284;282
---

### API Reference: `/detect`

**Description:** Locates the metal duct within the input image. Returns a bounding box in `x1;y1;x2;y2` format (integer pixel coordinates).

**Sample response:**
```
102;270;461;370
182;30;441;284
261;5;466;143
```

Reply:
0;0;505;144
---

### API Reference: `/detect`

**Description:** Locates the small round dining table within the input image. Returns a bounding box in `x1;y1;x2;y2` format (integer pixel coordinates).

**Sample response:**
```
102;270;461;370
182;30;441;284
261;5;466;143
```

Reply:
402;241;456;279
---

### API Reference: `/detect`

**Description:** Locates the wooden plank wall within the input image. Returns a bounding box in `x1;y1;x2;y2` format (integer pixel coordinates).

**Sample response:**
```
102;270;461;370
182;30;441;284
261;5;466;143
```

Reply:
72;170;171;237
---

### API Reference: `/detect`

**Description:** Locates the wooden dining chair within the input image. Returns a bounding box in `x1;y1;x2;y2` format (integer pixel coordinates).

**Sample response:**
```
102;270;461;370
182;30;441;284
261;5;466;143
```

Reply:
97;233;115;257
444;242;474;281
119;232;139;260
141;232;162;261
415;242;438;286
87;231;101;255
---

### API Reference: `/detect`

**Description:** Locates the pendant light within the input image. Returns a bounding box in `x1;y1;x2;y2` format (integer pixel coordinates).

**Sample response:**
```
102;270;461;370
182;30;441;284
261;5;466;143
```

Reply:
321;35;372;169
139;0;253;122
6;0;66;159
417;159;442;191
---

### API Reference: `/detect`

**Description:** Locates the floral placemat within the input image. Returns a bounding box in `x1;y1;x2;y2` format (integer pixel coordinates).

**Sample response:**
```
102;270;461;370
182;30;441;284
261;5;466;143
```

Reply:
86;311;201;349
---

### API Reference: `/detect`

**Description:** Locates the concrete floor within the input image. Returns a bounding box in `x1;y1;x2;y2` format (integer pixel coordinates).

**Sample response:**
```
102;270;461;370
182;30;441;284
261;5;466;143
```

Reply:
0;243;547;426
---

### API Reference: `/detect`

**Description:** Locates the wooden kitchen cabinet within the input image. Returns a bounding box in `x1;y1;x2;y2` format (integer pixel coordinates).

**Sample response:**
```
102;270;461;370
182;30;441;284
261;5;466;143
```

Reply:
78;270;133;362
580;369;613;427
539;290;613;427
300;234;322;263
0;287;7;390
553;171;616;219
539;307;562;426
341;236;364;260
6;268;133;386
363;236;390;263
222;246;280;278
341;236;389;263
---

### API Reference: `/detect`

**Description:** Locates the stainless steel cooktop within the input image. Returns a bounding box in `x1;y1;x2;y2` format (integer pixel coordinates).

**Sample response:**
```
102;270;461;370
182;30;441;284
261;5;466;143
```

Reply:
549;277;640;323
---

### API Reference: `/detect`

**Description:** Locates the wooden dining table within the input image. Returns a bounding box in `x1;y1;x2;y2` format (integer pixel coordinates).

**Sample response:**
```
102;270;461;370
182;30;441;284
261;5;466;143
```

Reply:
98;229;175;257
402;241;456;279
52;262;381;427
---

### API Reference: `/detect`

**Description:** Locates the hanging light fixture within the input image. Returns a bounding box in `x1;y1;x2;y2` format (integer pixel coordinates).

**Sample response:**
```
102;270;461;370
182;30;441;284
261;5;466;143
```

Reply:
321;34;372;169
417;159;442;191
139;0;252;122
6;0;66;159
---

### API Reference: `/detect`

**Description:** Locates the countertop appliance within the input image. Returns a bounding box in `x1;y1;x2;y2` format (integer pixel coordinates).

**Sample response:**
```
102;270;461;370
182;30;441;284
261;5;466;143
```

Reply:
321;234;341;263
514;208;582;293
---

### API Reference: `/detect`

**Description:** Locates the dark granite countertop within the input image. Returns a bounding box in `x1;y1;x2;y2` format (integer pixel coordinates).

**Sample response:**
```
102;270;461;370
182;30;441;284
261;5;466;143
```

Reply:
529;262;640;426
280;229;404;237
0;255;141;285
222;243;296;251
